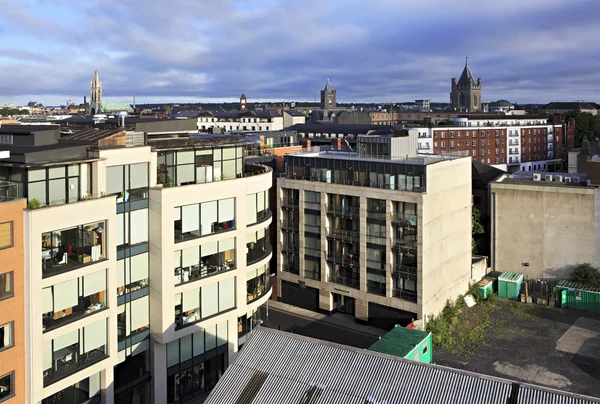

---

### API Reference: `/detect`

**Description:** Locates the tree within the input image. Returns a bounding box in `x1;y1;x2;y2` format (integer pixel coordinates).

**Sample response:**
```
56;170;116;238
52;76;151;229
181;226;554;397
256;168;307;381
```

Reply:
564;111;600;147
472;207;485;254
572;263;600;287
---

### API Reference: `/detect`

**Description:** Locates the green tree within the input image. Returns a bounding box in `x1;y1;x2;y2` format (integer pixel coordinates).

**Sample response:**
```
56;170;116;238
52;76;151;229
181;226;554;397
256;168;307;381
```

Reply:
565;111;600;147
572;263;600;287
472;207;484;254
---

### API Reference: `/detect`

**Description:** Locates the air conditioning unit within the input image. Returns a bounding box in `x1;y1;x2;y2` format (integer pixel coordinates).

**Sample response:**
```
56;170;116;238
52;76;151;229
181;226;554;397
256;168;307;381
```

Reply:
533;173;542;181
573;177;580;183
564;177;572;183
555;175;563;182
545;175;553;182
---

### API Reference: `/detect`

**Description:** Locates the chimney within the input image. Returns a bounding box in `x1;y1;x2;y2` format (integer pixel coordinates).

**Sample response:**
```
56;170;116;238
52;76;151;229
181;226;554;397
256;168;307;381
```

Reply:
84;96;87;105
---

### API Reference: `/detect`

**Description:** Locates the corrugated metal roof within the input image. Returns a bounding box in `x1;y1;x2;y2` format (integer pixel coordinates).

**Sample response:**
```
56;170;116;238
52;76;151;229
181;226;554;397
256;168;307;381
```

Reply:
367;324;429;358
499;271;523;283
556;280;600;293
204;328;600;404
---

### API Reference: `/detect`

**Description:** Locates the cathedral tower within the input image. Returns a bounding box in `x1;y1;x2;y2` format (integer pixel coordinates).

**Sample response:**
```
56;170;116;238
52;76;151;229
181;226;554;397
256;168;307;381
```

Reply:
320;78;336;110
89;71;103;115
450;59;481;112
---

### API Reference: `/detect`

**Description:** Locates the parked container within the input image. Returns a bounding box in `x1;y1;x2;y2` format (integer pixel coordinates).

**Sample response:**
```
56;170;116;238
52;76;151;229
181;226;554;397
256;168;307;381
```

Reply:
498;271;523;300
367;324;432;363
477;277;495;300
555;280;600;313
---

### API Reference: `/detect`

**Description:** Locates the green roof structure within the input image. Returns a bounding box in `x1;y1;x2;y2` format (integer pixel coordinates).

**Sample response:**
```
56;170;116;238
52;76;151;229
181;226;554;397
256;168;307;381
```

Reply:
368;324;432;363
101;103;134;113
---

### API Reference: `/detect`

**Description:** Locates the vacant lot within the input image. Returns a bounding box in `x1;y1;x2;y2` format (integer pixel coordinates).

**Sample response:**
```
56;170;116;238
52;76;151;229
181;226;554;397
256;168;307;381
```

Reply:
434;300;600;397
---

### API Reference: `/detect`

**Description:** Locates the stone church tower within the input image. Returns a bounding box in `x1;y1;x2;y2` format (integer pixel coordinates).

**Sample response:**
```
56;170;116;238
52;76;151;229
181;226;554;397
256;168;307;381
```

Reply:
89;71;102;115
320;78;336;109
450;59;481;112
240;93;247;110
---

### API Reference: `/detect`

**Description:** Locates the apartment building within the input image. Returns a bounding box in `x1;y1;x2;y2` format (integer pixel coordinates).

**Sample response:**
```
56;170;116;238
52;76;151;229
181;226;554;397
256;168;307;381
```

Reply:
491;171;600;279
0;195;26;404
277;133;473;328
417;114;575;172
0;123;273;403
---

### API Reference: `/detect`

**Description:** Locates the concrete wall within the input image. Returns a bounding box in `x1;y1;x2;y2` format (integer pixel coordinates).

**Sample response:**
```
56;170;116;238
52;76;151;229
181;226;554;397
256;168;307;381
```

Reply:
421;157;473;318
0;199;26;404
491;181;596;279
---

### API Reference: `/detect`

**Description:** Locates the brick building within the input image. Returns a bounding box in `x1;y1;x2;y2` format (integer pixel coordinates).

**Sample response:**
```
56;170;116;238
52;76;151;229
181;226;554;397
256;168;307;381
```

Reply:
417;114;575;172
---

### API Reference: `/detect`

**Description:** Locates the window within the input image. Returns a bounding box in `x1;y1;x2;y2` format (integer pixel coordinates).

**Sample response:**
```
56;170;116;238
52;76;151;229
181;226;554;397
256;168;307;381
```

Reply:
423;343;428;355
0;322;14;352
0;272;13;300
472;150;476;157
441;132;445;139
174;238;235;285
174;278;237;328
450;141;455;148
480;140;485;147
440;142;445;149
0;222;12;249
450;132;454;138
175;198;235;242
0;372;13;402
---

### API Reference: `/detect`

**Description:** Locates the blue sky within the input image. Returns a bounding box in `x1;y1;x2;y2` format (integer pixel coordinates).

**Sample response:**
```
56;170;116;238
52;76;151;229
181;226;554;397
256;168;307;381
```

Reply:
1;0;599;106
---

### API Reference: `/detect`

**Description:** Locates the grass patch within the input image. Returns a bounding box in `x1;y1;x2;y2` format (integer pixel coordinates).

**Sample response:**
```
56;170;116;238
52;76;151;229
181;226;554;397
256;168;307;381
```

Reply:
509;301;537;320
427;283;499;355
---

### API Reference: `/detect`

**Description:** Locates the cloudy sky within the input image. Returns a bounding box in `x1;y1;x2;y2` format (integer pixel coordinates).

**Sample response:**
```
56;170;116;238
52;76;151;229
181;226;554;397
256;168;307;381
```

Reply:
1;0;599;106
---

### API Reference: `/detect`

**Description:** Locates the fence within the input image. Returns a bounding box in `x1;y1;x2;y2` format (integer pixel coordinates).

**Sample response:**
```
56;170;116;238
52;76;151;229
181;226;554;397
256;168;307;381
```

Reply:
519;278;558;305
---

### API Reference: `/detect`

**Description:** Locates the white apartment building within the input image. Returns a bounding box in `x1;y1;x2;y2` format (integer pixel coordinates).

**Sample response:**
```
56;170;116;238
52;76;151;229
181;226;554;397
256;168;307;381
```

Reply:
277;135;473;327
197;110;284;133
0;124;272;403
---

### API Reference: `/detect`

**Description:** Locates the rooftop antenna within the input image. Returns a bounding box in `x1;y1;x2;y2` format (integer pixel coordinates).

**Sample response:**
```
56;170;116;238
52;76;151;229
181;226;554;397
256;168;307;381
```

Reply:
465;56;468;66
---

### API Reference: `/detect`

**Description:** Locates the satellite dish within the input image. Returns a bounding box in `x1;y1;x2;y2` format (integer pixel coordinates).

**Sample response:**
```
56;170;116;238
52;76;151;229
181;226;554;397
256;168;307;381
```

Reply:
593;155;599;161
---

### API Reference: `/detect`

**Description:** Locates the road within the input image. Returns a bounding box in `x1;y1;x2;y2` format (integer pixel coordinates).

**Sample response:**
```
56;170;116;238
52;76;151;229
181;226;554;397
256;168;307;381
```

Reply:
259;306;380;349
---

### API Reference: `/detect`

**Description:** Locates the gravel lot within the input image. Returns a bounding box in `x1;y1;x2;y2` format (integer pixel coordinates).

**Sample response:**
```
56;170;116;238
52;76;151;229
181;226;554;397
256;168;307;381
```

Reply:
434;301;600;398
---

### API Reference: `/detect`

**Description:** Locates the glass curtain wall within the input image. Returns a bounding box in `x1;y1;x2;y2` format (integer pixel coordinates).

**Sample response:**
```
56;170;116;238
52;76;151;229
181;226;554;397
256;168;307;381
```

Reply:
392;201;418;302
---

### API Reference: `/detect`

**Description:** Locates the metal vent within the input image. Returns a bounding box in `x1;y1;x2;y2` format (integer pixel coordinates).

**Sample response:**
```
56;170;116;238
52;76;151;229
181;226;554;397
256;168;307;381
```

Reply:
235;371;269;404
299;384;324;404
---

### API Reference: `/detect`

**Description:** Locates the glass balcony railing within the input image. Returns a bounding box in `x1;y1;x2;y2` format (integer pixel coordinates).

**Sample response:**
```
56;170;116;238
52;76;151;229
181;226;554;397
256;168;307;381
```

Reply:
247;242;272;265
326;206;359;218
327;273;359;289
327;227;360;241
43;295;107;333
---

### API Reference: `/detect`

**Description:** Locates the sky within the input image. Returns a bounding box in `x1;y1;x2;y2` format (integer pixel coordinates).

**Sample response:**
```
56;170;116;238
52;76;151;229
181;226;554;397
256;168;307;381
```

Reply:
1;0;599;106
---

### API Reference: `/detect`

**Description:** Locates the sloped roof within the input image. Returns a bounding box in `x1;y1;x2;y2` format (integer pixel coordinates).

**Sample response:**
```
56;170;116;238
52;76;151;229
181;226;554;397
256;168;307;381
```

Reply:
457;64;475;87
543;102;600;111
472;160;506;189
368;325;430;358
205;328;600;404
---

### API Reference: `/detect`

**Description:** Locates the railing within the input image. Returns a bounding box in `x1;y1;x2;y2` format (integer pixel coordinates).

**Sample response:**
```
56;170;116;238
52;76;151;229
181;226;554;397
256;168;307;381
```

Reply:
327;227;360;241
391;214;417;226
393;288;418;303
247;278;271;304
394;265;417;277
174;261;235;286
281;174;425;193
366;211;387;220
327;274;360;289
43;344;108;387
0;180;23;202
282;264;300;275
327;206;360;218
42;298;107;333
281;198;299;209
367;283;386;297
367;234;386;245
247;244;272;265
508;132;519;137
27;192;111;210
304;247;321;258
304;201;321;211
281;221;299;232
304;269;321;281
326;254;359;267
281;243;298;255
509;150;519;155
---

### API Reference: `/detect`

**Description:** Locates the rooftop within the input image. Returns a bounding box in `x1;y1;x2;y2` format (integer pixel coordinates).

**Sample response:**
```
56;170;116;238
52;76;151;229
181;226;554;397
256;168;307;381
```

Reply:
496;171;590;188
147;133;257;151
205;327;600;404
289;148;468;166
289;123;393;134
544;102;600;110
368;325;430;358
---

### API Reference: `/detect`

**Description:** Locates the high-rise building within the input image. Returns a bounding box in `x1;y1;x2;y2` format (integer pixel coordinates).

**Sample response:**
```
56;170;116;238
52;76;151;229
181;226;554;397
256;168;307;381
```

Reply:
276;133;473;327
320;79;336;110
450;59;481;112
0;123;273;403
89;71;102;116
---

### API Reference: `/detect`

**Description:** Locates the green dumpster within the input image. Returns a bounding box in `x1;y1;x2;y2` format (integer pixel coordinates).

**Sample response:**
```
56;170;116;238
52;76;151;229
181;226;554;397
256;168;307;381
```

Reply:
477;277;495;300
498;271;523;300
555;280;600;313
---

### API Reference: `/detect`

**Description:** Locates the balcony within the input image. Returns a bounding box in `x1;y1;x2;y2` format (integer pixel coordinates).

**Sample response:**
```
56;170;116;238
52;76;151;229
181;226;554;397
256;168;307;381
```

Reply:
281;243;298;255
247;242;272;265
326;254;359;268
391;214;417;227
41;222;107;278
366;210;387;220
174;259;234;286
282;263;300;275
247;274;271;304
393;287;417;303
326;227;360;242
509;149;519;155
327;273;359;289
281;220;299;232
327;206;359;219
43;296;107;333
0;180;23;202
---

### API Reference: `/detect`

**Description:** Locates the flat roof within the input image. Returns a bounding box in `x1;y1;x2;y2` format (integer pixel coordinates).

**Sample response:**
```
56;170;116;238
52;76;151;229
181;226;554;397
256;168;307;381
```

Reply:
204;327;600;404
288;149;468;166
147;134;257;151
368;325;430;358
496;171;590;188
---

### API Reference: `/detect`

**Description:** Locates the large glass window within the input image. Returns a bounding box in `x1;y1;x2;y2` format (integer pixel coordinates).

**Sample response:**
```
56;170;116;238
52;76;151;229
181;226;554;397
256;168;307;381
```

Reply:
26;164;85;206
0;272;13;301
246;190;269;225
304;191;321;210
42;372;101;404
158;146;243;187
116;252;149;298
174;198;235;242
42;270;107;332
116;209;149;249
0;222;13;249
0;372;14;402
117;295;150;344
43;320;108;387
41;221;106;277
166;324;228;404
107;163;149;203
246;263;270;303
246;226;271;265
174;238;235;285
174;279;236;328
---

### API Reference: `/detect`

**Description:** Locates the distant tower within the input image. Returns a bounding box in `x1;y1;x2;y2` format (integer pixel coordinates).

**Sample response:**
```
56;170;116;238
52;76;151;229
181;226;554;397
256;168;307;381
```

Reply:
320;78;336;110
450;58;481;112
240;93;247;110
89;71;103;115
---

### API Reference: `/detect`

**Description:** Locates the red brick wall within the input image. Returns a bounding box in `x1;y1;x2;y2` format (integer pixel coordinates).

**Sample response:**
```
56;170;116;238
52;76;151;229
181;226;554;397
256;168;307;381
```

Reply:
432;128;507;165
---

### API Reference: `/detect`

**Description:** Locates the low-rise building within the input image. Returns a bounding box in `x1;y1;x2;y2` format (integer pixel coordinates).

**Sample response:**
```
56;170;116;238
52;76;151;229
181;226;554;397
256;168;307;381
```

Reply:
544;101;600;116
491;171;599;279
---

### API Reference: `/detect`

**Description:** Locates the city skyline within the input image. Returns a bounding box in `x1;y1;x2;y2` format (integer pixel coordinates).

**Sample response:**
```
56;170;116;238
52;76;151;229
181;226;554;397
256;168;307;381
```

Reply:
2;0;600;106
